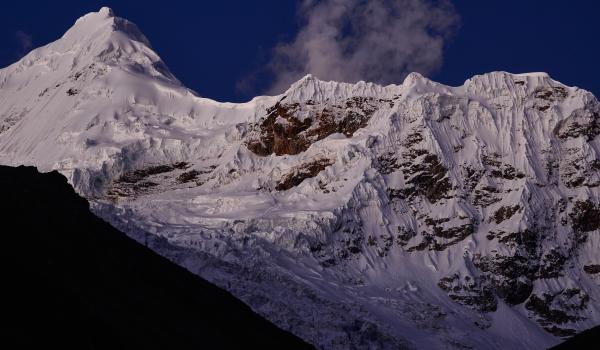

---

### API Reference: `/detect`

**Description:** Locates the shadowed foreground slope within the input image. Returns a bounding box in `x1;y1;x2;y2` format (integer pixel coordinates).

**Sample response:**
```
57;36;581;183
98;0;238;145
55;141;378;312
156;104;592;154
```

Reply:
0;165;313;349
551;326;600;349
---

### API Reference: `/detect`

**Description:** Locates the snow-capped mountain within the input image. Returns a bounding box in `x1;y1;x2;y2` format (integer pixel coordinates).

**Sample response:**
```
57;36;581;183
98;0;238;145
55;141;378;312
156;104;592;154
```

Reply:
1;7;599;349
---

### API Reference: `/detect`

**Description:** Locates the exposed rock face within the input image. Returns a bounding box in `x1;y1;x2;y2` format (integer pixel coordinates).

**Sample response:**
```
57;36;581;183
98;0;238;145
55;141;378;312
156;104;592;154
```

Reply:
438;274;498;313
554;100;600;141
474;252;538;305
246;96;392;156
584;265;600;274
400;152;452;204
104;162;216;199
2;8;600;350
570;200;600;234
276;158;335;191
526;289;590;336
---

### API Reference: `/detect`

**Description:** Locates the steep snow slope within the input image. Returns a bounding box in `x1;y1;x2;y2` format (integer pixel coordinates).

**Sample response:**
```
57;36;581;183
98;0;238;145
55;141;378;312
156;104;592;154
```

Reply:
2;7;600;349
0;7;275;192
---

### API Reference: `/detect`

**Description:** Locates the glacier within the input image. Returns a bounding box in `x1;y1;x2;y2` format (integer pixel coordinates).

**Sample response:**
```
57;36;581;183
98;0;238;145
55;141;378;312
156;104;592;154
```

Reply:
1;7;599;349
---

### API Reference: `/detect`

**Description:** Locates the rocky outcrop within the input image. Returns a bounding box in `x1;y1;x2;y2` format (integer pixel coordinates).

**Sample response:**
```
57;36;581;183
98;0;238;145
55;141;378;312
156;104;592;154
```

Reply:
276;158;335;191
584;265;600;274
569;200;600;235
554;100;600;141
401;152;452;204
246;97;388;156
438;274;497;313
473;252;538;305
526;289;589;336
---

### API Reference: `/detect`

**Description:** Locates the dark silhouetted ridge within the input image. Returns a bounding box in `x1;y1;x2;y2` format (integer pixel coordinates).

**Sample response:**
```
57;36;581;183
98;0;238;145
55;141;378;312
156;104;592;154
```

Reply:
0;165;313;349
550;326;600;349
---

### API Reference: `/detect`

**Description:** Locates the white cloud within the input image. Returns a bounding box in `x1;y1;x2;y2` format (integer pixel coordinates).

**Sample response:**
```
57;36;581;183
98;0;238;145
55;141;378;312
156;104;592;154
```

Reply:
266;0;459;93
16;30;33;56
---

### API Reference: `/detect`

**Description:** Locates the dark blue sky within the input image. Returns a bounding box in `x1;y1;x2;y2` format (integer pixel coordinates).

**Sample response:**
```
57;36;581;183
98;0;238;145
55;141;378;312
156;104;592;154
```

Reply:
1;1;598;102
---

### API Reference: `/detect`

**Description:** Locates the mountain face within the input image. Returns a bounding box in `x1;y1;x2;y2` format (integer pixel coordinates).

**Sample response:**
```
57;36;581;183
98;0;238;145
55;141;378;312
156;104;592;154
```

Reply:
0;165;312;349
1;7;599;349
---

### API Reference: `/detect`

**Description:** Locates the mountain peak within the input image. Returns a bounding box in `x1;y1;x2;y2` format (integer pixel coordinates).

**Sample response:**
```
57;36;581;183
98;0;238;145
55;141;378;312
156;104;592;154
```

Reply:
70;6;116;33
7;7;165;82
64;6;150;49
76;6;114;20
98;6;114;17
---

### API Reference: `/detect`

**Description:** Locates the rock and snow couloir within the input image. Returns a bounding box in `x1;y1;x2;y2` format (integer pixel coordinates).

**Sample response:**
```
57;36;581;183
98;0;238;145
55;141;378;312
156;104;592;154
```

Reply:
1;7;600;350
